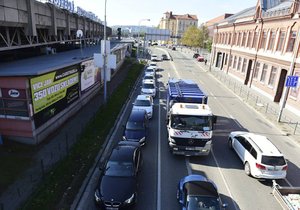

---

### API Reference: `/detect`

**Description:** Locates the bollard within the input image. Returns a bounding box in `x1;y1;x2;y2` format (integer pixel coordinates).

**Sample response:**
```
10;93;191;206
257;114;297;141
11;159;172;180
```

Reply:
255;96;259;106
239;86;242;96
265;103;269;113
294;122;298;135
246;90;250;101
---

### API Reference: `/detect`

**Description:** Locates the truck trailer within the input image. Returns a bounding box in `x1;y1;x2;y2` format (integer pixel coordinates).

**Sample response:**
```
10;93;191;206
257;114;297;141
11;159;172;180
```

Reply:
166;79;216;156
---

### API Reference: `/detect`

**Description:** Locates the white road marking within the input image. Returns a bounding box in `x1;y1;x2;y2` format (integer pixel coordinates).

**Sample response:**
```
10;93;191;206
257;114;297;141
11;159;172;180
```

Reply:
157;83;162;210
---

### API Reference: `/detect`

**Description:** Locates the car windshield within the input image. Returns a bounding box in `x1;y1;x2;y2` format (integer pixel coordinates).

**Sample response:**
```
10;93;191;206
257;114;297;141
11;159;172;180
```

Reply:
134;99;151;106
105;160;134;177
150;63;156;67
126;121;144;130
261;156;286;166
171;115;212;131
144;76;154;80
186;195;221;210
145;69;154;73
142;83;155;89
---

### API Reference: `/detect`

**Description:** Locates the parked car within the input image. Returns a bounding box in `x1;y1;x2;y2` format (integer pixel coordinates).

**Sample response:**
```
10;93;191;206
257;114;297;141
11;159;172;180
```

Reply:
141;79;156;98
161;54;169;60
94;141;142;209
177;174;228;210
143;73;155;81
172;46;176;50
132;95;154;119
144;67;155;77
228;131;288;179
123;109;148;145
193;53;200;58
148;62;158;71
150;54;159;61
197;55;205;62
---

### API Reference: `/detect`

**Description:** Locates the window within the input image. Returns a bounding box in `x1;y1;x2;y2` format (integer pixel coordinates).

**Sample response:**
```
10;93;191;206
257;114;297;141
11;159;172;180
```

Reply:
253;31;259;48
287;31;297;52
250;148;257;159
237;32;242;46
229;55;233;66
277;31;285;51
247;31;253;48
241;59;247;73
235;32;239;45
242;32;247;47
253;62;261;79
268;31;275;50
268;67;277;87
233;56;237;68
237;57;242;71
260;64;268;82
260;31;267;49
228;33;232;45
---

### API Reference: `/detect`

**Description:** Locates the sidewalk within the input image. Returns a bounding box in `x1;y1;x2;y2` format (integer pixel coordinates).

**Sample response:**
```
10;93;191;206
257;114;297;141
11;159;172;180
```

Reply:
0;60;133;210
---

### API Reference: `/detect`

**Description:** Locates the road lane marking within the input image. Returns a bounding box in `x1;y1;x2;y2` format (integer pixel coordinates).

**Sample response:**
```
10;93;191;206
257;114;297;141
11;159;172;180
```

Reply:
211;150;239;210
157;82;162;210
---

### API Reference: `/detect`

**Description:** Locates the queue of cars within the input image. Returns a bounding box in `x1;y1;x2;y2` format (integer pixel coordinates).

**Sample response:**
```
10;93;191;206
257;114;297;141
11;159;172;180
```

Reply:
95;50;288;209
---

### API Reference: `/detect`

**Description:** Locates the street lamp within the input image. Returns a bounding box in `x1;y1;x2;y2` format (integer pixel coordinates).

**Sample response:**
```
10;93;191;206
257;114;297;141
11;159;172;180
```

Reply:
103;0;108;104
136;18;150;60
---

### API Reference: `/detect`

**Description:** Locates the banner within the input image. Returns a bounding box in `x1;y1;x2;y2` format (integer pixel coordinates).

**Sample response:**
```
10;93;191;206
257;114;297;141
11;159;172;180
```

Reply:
80;60;101;93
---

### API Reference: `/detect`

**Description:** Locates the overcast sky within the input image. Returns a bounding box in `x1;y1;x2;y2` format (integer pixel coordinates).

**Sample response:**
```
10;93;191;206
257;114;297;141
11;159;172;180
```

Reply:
73;0;256;26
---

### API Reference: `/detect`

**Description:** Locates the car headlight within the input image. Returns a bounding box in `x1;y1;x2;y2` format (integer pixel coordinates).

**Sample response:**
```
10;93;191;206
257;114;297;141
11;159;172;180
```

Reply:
140;137;145;142
94;190;102;202
125;193;135;204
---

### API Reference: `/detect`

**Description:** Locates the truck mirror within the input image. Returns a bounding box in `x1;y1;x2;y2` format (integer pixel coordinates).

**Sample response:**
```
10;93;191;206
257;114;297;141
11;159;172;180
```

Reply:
213;115;217;123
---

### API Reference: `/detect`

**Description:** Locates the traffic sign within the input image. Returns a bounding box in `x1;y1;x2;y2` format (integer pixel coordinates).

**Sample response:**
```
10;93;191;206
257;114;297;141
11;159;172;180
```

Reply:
285;76;299;87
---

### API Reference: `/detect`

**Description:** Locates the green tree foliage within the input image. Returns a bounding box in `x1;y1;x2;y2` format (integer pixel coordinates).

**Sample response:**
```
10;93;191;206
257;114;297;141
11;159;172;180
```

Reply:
181;25;211;51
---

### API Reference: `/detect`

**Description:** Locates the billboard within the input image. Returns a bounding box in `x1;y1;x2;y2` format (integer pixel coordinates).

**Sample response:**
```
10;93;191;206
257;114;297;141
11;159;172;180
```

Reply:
30;67;79;127
145;28;170;41
80;60;101;93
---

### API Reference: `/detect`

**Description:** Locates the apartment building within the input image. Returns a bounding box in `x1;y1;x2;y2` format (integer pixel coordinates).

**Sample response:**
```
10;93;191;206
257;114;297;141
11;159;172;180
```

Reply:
212;0;300;115
159;11;198;44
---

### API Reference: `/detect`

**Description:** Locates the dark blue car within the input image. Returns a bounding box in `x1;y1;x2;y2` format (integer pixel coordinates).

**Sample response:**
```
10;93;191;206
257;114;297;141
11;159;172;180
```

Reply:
177;174;228;210
123;109;148;146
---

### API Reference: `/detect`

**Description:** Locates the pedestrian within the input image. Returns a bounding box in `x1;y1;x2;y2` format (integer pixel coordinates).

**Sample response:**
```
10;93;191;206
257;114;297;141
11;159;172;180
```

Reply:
204;59;207;65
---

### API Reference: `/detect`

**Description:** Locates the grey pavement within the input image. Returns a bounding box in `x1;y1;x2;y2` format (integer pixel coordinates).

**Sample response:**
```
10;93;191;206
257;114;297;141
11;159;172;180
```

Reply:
0;59;133;210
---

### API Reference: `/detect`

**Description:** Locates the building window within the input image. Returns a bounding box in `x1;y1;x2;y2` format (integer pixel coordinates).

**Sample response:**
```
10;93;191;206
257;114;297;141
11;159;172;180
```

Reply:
276;31;285;51
287;31;297;52
290;72;300;97
237;57;242;71
253;31;259;48
268;31;275;50
229;55;233;66
233;56;237;68
242;59;247;73
253;62;260;79
235;32;239;45
260;64;268;82
228;33;232;45
242;32;247;47
225;54;228;65
260;31;267;49
247;31;253;48
238;32;242;46
268;67;277;87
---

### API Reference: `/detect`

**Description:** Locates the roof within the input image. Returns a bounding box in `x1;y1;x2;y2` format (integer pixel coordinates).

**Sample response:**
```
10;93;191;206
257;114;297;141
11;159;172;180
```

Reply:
181;175;218;197
142;79;155;84
0;44;118;77
129;109;146;121
110;145;135;162
136;94;152;101
219;6;256;24
246;133;282;156
171;103;212;116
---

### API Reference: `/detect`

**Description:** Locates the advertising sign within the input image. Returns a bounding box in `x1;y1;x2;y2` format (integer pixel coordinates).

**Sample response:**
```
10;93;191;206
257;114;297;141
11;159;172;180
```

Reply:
80;60;101;93
30;67;79;127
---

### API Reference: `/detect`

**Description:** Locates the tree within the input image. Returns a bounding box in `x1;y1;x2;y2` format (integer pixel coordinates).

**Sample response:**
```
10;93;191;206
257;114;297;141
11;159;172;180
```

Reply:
181;26;201;47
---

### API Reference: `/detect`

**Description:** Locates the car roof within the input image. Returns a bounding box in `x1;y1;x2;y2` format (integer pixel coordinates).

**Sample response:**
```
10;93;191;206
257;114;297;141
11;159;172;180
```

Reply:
110;145;136;162
145;66;155;70
136;94;152;101
142;79;155;84
129;109;146;121
234;132;283;156
182;175;218;197
149;62;157;65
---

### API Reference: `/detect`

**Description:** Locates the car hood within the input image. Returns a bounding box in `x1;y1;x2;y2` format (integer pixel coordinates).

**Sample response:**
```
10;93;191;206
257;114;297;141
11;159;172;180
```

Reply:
125;129;145;140
100;176;136;202
141;88;155;93
133;106;152;113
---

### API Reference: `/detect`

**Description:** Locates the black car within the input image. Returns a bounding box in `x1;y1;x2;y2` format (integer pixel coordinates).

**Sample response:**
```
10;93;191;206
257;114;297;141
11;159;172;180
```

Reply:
95;141;142;209
177;174;228;210
193;53;200;58
172;46;176;50
161;54;168;60
123;109;148;146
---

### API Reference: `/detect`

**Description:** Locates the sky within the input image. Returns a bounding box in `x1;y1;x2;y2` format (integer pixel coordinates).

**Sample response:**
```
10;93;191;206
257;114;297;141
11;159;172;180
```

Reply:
73;0;257;26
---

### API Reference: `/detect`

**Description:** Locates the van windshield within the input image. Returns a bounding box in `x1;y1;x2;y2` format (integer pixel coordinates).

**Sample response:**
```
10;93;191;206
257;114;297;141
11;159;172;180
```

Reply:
171;115;212;131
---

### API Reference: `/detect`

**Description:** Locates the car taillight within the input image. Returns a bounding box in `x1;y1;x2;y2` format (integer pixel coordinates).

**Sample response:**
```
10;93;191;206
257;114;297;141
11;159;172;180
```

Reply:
256;163;266;170
282;165;288;171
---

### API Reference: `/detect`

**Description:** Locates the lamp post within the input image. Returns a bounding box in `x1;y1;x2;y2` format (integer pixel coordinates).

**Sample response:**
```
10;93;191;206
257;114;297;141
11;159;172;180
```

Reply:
103;0;108;104
136;18;150;60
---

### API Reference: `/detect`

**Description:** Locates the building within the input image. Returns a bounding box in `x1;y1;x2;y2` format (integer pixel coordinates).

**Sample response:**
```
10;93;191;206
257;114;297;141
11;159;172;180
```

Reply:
204;14;233;38
159;11;198;44
211;0;300;115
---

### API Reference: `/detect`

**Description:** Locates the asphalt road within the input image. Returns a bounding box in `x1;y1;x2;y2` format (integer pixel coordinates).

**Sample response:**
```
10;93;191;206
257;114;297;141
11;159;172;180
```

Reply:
76;46;300;210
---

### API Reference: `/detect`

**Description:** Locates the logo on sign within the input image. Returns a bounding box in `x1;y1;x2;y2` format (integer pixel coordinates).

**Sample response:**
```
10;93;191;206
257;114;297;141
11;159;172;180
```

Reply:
8;89;20;98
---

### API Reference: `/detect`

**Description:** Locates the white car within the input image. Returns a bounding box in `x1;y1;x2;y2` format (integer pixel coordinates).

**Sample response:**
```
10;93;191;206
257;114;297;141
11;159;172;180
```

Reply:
148;62;158;71
144;66;155;77
150;54;159;61
143;73;155;82
228;131;287;180
141;79;156;98
132;95;154;119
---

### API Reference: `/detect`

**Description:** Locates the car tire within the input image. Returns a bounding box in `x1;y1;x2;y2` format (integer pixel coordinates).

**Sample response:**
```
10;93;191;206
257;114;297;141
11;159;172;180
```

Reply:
228;138;233;149
244;162;251;176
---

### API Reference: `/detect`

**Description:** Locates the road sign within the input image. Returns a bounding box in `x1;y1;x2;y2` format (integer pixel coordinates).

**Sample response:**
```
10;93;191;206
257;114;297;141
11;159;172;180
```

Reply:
285;76;299;87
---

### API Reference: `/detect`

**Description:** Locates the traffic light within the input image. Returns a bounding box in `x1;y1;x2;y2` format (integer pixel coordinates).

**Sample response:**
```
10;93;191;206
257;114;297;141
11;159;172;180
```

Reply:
117;28;121;40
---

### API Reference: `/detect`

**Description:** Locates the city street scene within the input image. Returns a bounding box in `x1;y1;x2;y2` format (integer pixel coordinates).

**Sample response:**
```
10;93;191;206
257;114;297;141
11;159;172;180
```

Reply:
1;0;300;210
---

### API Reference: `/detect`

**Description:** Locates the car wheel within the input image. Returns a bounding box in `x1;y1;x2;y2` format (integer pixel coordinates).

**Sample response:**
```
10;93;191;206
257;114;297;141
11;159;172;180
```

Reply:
228;138;233;149
244;162;251;176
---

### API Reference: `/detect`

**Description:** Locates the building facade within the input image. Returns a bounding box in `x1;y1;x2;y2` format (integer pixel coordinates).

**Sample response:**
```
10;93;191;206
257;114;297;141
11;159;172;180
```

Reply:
159;11;198;44
204;14;233;38
211;0;300;115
